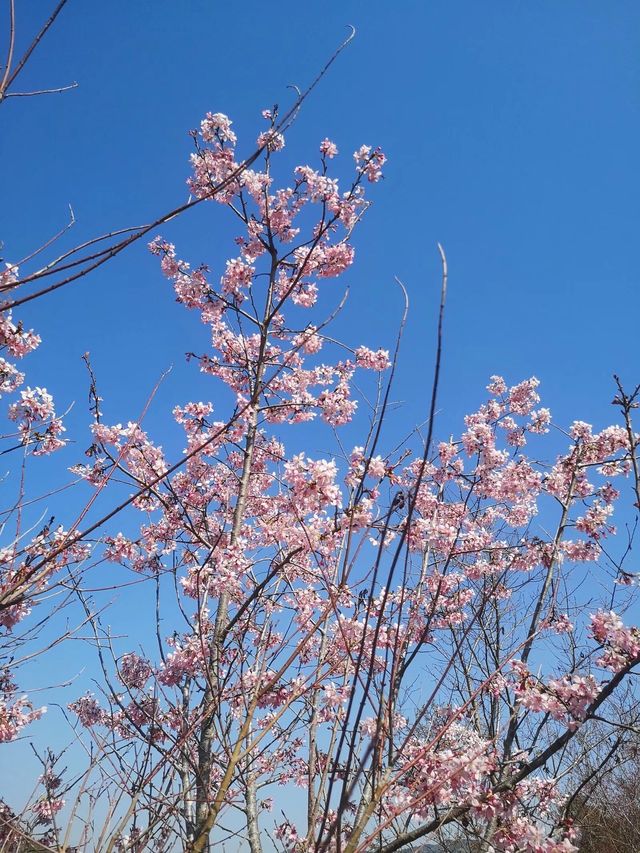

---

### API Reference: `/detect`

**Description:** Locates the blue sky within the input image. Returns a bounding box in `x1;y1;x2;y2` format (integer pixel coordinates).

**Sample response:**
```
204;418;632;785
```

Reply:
1;0;639;825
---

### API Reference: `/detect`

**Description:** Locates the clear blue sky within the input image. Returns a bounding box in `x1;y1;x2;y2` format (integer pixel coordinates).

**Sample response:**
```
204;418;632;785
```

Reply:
1;0;639;819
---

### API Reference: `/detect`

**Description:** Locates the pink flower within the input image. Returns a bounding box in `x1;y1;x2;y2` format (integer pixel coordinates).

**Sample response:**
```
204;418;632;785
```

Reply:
293;325;323;355
570;420;593;441
8;386;55;423
487;375;507;395
0;310;41;358
575;500;614;539
322;681;350;706
355;346;391;371
104;533;138;564
68;693;104;727
354;144;386;182
320;138;338;158
0;357;24;396
508;377;540;415
118;653;152;690
200;112;237;145
221;257;254;301
274;820;299;848
0;682;46;742
32;797;65;824
284;454;342;509
529;407;551;433
294;241;355;279
6;386;66;454
257;130;285;152
590;611;640;671
0;262;19;290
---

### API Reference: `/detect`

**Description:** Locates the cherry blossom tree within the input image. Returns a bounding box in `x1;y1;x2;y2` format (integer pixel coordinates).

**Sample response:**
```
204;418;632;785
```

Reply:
2;21;640;853
36;113;640;853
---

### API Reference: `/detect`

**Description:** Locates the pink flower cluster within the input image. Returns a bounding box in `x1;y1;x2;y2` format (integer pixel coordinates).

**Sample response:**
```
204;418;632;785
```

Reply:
355;346;391;371
0;305;41;366
68;693;105;727
32;797;65;825
0;670;46;742
221;257;254;302
1;267;67;458
284;454;342;512
273;819;299;849
157;634;206;686
590;610;640;671
118;653;152;690
354;144;386;182
320;138;338;158
513;661;600;727
7;386;66;455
